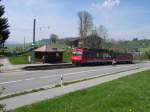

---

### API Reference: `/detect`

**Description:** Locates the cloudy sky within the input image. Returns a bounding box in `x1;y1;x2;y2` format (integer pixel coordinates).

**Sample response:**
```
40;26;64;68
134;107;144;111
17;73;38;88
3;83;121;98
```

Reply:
2;0;150;43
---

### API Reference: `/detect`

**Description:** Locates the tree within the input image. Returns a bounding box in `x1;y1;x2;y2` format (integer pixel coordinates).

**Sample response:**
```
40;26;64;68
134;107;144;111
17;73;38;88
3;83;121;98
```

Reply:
84;33;103;49
49;34;58;44
96;25;108;48
0;0;10;49
78;11;93;47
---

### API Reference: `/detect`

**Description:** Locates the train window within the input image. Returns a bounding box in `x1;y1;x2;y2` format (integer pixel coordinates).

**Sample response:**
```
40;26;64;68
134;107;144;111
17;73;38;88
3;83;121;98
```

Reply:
83;51;96;58
92;52;96;58
103;53;111;58
96;53;99;57
72;52;82;56
97;53;103;58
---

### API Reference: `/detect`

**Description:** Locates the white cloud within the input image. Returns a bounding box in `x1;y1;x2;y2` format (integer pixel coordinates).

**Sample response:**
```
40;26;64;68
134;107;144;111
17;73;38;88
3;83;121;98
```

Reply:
90;2;102;11
90;0;120;11
103;0;120;9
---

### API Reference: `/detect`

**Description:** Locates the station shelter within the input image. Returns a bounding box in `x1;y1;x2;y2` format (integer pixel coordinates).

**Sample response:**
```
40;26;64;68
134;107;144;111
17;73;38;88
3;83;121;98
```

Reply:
34;45;64;63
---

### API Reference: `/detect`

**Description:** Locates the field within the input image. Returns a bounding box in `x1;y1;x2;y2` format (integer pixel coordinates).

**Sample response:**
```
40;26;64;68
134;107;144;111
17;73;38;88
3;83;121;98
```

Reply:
9;55;30;65
14;70;150;112
9;52;32;65
140;47;150;52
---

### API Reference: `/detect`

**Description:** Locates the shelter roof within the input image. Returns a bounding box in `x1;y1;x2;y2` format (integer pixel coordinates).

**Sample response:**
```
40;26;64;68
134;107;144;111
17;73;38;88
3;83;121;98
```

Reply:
34;45;64;53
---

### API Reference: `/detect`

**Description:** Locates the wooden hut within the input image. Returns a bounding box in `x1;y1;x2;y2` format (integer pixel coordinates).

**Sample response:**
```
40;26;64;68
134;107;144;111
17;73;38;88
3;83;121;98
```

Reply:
34;45;64;63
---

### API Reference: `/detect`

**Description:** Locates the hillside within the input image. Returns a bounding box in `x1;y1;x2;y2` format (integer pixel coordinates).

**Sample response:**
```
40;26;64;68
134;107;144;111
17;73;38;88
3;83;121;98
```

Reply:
119;39;150;52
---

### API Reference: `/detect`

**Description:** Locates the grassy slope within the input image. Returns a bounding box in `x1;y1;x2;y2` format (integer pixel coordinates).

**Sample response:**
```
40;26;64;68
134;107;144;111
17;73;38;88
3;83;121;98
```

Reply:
14;70;150;112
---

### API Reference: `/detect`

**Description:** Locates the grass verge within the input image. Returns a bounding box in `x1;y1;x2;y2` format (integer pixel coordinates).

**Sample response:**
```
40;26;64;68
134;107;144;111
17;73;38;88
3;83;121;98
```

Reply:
9;56;29;65
9;53;32;65
13;70;150;112
63;49;71;62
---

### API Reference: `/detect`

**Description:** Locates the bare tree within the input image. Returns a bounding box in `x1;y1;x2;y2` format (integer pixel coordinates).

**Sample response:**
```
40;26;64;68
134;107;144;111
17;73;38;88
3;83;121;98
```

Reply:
78;11;93;47
96;25;108;48
84;34;103;49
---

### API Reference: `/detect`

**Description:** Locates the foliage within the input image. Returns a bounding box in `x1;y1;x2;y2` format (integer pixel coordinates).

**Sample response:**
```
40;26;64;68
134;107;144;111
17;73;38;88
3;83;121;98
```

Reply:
96;25;108;48
103;38;150;56
145;51;150;59
49;34;58;44
63;48;71;62
0;0;10;49
83;34;103;49
78;11;93;47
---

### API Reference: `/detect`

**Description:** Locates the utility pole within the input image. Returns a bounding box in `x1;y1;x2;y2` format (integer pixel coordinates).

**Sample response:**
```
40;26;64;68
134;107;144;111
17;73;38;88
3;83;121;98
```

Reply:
32;19;36;63
24;36;26;50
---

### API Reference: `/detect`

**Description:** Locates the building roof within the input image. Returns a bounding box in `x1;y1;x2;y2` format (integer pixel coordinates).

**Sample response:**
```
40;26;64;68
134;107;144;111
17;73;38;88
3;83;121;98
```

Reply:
34;45;64;53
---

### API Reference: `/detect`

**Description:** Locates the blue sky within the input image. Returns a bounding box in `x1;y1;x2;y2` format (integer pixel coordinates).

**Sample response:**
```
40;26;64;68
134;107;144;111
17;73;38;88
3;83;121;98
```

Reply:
2;0;150;43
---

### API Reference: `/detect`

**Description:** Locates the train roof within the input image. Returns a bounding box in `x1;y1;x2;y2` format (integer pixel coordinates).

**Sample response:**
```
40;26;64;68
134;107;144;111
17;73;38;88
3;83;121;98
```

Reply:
73;47;113;52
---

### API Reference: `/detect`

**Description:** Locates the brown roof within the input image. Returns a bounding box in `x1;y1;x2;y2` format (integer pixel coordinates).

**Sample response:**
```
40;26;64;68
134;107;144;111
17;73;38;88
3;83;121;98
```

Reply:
34;45;64;52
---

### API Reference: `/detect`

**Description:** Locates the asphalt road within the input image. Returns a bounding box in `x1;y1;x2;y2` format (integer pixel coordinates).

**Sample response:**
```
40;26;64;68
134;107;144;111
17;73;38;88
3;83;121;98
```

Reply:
0;62;150;96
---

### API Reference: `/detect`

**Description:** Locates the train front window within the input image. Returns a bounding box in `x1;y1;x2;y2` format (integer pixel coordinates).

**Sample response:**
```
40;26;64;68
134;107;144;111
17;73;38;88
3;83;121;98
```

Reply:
72;52;82;56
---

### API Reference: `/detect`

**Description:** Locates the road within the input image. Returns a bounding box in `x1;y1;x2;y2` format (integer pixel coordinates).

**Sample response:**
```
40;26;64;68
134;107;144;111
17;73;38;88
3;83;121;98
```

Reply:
0;62;150;96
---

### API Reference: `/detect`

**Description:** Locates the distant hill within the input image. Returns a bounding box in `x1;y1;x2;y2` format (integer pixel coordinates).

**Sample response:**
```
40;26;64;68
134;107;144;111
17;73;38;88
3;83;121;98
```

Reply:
119;39;150;52
5;37;150;53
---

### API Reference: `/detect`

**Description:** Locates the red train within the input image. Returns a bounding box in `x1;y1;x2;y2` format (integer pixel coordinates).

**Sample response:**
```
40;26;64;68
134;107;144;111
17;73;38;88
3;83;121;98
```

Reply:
71;48;133;65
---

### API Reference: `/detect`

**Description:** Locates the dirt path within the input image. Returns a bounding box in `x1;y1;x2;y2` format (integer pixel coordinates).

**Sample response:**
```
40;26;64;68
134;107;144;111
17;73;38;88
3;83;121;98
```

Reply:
0;57;15;71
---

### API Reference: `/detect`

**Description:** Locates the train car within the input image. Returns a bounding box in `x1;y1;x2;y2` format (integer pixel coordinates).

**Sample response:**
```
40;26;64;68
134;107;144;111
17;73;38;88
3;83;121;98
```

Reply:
71;48;114;65
115;53;133;64
71;48;133;65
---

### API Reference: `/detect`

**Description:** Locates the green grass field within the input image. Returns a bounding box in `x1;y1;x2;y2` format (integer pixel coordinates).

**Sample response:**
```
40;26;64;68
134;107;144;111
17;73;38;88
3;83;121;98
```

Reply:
9;52;32;65
63;49;72;62
9;55;30;65
140;47;150;52
14;70;150;112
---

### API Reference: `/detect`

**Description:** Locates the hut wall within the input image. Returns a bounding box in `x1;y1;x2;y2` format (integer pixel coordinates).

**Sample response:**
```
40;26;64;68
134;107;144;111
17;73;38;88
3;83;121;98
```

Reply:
35;52;63;63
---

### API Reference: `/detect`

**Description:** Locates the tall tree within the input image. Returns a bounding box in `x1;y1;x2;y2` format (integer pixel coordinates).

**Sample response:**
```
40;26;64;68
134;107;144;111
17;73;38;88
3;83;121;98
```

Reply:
83;33;103;49
96;25;108;48
0;0;10;49
78;11;93;47
49;34;58;44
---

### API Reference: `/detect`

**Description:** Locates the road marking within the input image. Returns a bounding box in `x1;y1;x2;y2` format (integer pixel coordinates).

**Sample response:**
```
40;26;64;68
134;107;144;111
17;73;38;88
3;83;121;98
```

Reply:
0;80;22;85
39;76;52;79
25;78;35;81
0;64;145;85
